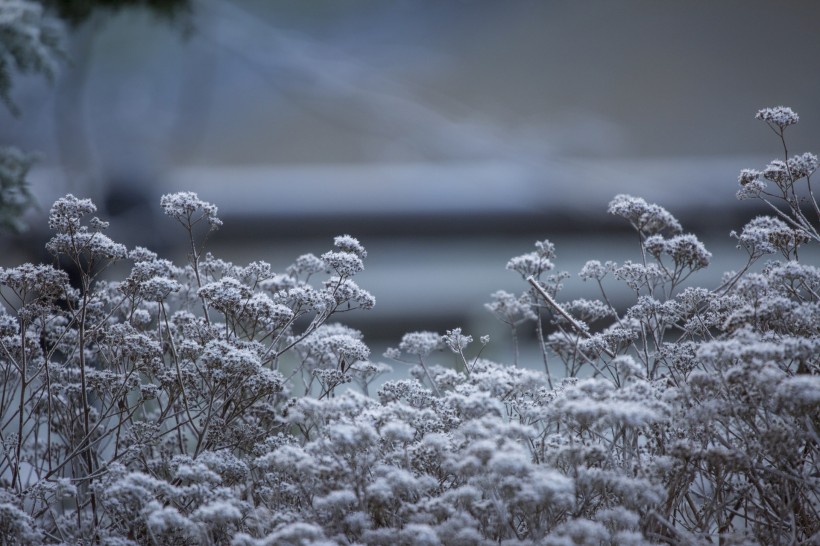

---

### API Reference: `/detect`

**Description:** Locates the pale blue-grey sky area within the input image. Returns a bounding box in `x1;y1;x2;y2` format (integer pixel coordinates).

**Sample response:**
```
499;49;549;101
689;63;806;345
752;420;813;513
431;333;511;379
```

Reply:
7;0;820;210
3;0;819;345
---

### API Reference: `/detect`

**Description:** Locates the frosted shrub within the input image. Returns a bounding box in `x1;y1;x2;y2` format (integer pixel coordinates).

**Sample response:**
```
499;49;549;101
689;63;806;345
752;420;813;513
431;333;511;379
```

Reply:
0;108;818;545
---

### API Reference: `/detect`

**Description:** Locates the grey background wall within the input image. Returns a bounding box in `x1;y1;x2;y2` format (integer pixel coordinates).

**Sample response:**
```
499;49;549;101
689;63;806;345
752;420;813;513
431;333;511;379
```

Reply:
3;0;819;357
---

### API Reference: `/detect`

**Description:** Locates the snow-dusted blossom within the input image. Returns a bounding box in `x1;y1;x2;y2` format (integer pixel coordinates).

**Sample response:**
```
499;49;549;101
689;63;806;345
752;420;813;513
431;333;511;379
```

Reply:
756;106;799;129
736;178;767;200
775;375;820;412
286;253;325;276
160;191;222;228
348;361;392;394
349;360;392;376
506;239;557;278
613;355;645;380
128;246;157;262
676;286;712;312
484;290;537;324
645;233;711;270
466;358;547;398
442;327;472;353
142;503;193;538
313;368;352;387
258;273;297;293
506;251;554;278
46;229;127;260
198;276;253;314
731;215;810;257
121;257;182;298
240;292;294;327
762;159;790;185
255;522;330;545
579;259;615;281
103;323;161;363
333;234;367;259
200;339;263;379
562;298;614;323
88;217;108;231
272;285;318;311
608;194;682;235
0;263;68;299
329;334;371;363
642;234;667;259
667;234;711;269
767;260;820;293
137;276;182;301
738;168;761;186
626;296;682;324
199;253;233;278
298;323;371;367
377;379;435;407
235;260;273;284
320;250;364;277
0;497;44;544
788;152;818;179
557;377;669;428
323;277;375;309
535;238;556;258
614;261;664;291
395;331;443;357
48;194;96;233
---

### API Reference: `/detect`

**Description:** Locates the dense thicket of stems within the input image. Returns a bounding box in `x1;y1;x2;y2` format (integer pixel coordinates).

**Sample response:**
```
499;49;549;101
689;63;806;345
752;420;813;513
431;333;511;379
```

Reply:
0;108;816;545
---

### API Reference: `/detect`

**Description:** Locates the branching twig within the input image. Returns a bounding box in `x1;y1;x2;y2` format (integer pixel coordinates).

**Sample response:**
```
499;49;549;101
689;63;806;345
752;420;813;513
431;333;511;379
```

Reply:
527;275;616;358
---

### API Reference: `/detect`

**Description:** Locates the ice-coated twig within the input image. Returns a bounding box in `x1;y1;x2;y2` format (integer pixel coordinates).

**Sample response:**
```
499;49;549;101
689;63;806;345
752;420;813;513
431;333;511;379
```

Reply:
527;275;616;359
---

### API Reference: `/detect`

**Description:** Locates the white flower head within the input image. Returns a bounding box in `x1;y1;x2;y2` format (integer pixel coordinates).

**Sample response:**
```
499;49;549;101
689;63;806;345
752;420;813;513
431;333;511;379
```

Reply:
333;234;367;259
160;191;222;229
608;194;682;235
756;106;799;129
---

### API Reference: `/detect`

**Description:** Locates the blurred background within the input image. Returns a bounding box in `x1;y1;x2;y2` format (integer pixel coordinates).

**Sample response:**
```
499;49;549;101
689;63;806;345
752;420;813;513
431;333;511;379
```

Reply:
3;0;820;360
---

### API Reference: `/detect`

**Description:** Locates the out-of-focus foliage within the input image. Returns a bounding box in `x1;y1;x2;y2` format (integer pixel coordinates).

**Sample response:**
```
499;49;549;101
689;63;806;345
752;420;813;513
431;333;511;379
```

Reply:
0;147;37;232
0;0;62;115
0;0;192;233
0;1;63;231
40;0;192;27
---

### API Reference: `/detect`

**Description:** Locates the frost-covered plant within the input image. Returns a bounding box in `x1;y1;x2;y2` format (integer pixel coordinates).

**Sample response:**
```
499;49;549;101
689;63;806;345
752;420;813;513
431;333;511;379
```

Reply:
0;108;818;545
0;192;376;543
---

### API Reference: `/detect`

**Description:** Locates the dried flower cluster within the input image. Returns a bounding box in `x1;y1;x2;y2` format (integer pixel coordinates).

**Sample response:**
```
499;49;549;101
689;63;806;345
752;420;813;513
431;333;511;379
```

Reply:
0;109;817;545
